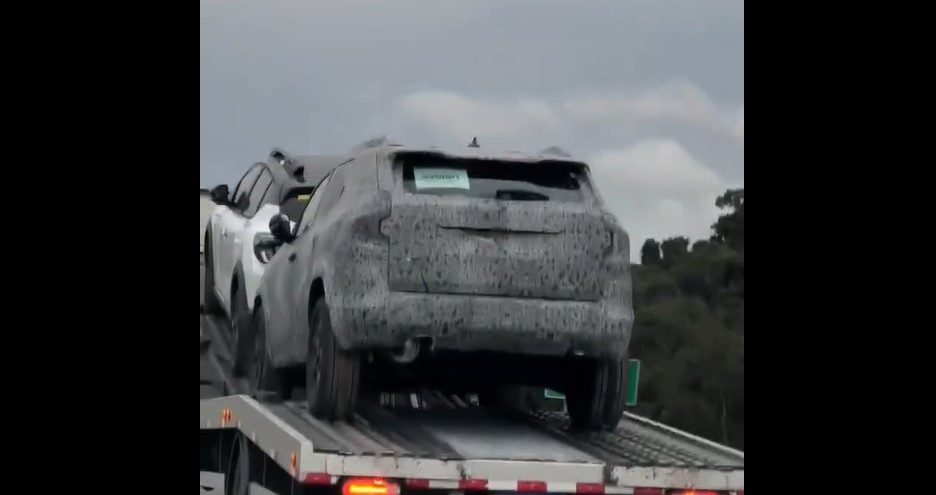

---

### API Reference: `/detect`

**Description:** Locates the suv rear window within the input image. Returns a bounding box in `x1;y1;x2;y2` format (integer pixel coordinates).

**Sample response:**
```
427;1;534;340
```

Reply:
280;187;315;222
400;157;586;203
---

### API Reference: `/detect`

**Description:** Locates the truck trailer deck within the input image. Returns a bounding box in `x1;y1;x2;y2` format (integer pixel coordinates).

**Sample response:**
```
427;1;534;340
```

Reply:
201;317;743;495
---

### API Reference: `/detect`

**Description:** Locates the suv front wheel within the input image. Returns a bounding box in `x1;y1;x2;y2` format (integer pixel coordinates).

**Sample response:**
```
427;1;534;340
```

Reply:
202;230;223;314
306;298;361;421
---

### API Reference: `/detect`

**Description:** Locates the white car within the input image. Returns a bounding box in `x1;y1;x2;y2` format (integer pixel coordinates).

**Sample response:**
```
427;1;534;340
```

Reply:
203;149;339;375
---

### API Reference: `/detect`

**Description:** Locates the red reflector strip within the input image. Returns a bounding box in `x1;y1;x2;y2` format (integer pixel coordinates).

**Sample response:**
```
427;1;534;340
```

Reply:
633;489;664;495
576;482;605;494
517;481;548;492
458;479;489;491
406;479;430;490
302;473;332;485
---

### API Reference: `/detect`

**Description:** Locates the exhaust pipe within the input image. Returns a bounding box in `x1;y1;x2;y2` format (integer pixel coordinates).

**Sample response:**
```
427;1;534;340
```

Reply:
387;337;432;364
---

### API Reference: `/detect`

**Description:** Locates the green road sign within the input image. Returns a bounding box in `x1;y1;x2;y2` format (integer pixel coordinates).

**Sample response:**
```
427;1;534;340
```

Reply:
544;388;565;400
625;359;640;406
543;359;641;405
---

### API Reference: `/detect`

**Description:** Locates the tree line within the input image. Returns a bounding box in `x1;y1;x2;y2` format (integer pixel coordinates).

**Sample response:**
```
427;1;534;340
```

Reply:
629;189;744;450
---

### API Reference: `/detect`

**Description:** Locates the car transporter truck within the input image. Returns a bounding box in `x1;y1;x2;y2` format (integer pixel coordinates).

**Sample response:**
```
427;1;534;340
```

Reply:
199;253;745;495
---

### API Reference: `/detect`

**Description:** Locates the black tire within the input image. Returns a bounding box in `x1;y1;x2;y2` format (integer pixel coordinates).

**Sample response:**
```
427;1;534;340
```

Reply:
251;306;293;400
230;281;253;377
203;230;223;314
565;355;629;431
306;297;360;421
224;433;250;495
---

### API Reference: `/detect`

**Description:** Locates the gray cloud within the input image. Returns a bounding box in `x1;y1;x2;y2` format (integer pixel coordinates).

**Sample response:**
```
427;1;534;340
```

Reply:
201;0;743;255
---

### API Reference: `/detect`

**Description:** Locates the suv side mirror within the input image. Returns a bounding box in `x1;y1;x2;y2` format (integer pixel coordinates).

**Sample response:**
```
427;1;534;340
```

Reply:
209;184;230;205
253;233;280;264
269;213;295;243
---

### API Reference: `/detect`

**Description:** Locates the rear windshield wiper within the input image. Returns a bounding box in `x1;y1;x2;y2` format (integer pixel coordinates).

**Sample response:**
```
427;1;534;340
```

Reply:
495;189;550;201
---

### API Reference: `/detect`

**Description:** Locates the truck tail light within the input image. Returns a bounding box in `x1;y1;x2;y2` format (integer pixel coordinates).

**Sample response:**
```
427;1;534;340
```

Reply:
635;489;723;495
342;477;400;495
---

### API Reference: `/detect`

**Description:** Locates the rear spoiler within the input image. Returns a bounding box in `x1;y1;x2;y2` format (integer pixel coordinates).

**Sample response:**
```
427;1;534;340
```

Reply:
390;149;589;168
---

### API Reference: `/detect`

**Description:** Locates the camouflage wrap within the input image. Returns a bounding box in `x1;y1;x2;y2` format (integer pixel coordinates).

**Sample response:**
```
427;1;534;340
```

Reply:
260;147;634;367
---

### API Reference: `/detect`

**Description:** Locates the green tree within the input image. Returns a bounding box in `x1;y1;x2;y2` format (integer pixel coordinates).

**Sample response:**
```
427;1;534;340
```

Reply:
641;239;663;266
629;188;744;450
691;239;711;252
660;236;690;268
712;189;744;250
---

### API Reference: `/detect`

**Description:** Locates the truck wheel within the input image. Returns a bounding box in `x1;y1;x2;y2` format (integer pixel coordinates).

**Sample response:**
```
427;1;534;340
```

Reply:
203;231;223;314
230;283;253;377
224;433;250;495
252;307;294;400
306;298;360;421
565;356;629;432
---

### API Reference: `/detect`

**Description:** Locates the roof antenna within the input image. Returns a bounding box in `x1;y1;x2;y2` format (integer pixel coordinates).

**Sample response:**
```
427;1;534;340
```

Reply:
468;137;480;148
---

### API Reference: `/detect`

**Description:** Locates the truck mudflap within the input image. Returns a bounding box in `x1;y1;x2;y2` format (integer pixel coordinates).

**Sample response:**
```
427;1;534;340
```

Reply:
200;394;744;494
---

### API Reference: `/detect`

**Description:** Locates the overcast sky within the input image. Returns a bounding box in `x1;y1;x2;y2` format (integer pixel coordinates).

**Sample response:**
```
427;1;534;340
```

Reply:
200;0;744;257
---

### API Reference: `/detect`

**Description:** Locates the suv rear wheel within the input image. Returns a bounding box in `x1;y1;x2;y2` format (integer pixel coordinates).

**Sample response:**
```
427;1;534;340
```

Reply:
251;305;294;400
564;355;629;431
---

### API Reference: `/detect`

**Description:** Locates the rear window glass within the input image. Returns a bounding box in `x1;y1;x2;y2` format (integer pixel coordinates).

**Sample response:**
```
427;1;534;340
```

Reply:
400;158;586;203
280;187;315;222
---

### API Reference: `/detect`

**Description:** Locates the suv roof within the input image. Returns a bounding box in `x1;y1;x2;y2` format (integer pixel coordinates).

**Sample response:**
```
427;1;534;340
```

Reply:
350;136;587;167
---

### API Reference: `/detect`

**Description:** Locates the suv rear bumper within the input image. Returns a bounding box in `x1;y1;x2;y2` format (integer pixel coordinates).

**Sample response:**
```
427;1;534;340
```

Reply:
332;291;632;359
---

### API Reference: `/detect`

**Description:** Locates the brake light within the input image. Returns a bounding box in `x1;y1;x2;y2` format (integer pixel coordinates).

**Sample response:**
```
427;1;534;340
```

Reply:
635;490;723;495
342;478;400;495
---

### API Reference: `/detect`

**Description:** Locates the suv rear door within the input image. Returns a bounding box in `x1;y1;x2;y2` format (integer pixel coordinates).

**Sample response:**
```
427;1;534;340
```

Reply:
385;153;611;302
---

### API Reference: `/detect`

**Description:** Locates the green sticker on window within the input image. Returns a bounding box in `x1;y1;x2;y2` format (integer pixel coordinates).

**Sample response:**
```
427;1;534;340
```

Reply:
413;167;470;190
